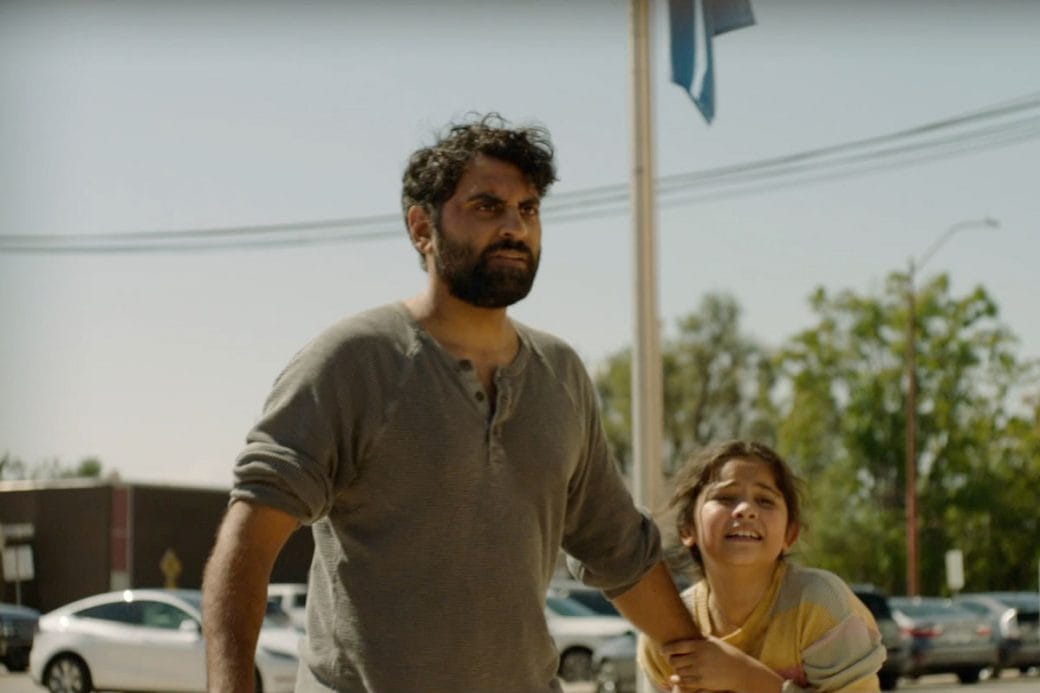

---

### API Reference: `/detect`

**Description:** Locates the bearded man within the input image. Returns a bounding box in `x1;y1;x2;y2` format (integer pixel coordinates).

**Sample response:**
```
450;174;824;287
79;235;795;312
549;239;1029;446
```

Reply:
202;114;699;693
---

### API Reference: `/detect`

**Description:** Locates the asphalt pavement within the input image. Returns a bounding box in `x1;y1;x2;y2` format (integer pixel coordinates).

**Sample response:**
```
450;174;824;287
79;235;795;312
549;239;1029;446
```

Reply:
2;669;1037;693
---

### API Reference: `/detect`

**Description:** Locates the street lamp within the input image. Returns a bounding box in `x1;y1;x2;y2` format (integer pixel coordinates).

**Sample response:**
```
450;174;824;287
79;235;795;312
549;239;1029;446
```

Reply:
904;216;999;596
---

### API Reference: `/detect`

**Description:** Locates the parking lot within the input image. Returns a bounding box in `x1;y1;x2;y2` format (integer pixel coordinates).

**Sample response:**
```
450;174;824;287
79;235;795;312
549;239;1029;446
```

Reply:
2;668;1037;693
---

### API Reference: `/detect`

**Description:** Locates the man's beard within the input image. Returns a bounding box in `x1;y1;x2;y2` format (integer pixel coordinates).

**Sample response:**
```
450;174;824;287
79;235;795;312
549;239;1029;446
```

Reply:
433;229;540;308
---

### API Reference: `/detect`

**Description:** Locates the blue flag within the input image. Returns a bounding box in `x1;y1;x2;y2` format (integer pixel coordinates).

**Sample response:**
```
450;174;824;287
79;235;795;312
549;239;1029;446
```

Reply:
669;0;755;123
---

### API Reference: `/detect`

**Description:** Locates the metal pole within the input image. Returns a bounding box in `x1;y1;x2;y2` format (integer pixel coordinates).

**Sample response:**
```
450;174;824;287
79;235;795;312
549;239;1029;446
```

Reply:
630;6;663;691
629;0;663;515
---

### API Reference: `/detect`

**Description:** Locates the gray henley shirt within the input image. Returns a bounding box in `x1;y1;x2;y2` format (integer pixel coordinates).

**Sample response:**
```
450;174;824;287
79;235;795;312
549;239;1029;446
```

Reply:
231;302;661;692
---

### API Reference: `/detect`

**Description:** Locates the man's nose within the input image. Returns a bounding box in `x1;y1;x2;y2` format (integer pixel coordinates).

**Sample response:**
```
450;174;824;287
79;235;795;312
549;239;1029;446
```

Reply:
498;206;531;238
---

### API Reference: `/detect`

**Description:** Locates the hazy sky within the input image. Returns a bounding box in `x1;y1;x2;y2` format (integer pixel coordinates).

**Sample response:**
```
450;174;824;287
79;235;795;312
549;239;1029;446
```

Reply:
2;0;1037;488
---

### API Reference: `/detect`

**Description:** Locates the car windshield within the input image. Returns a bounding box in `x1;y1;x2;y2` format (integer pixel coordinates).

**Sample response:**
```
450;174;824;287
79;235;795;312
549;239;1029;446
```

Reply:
546;595;599;617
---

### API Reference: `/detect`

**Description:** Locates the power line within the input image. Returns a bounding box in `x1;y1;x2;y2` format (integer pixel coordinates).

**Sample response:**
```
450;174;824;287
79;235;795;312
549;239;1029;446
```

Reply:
3;92;1039;254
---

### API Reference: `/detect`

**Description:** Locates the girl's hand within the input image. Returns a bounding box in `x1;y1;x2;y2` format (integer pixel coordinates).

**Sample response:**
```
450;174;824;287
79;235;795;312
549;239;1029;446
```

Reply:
662;636;784;693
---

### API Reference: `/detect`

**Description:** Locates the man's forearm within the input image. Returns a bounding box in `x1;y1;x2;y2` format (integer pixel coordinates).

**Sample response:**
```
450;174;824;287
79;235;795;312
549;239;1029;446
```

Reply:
610;561;701;644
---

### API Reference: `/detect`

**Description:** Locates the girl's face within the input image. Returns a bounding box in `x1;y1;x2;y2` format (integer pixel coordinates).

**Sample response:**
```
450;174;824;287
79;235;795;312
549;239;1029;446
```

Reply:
681;456;799;572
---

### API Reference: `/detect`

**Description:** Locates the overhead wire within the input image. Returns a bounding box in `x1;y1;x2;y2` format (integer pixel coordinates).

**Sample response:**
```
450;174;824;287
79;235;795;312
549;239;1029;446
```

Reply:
2;92;1039;254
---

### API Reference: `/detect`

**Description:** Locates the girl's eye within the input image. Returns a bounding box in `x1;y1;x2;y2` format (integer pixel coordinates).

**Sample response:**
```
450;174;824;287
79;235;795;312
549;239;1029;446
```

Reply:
757;497;776;507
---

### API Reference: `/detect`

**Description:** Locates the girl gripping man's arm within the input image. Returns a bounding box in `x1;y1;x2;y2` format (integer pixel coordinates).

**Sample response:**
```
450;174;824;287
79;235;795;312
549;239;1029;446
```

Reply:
638;440;886;693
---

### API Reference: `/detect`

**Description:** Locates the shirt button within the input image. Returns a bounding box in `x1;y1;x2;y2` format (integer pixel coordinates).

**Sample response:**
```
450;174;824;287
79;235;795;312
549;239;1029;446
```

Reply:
475;391;485;401
459;360;473;370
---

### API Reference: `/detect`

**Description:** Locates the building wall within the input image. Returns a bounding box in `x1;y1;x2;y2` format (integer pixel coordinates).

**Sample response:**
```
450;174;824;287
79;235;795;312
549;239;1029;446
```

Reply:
0;484;112;610
1;481;314;612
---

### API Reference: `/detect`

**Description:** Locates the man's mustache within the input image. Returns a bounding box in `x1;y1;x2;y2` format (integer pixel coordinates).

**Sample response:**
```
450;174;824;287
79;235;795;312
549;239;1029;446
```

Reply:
482;239;534;260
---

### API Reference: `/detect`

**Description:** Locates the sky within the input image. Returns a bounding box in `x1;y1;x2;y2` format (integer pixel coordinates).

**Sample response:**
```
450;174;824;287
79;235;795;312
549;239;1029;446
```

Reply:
2;0;1038;489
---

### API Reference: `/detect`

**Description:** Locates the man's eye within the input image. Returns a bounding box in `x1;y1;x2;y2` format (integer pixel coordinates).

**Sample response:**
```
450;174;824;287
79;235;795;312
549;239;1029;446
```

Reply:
520;205;539;217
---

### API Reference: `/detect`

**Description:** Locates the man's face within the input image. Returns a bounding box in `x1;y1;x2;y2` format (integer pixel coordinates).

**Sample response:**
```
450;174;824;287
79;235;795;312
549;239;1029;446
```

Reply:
430;154;542;308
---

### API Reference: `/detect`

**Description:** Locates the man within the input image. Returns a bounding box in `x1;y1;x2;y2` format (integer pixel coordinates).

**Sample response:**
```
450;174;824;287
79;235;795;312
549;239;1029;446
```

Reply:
202;114;698;692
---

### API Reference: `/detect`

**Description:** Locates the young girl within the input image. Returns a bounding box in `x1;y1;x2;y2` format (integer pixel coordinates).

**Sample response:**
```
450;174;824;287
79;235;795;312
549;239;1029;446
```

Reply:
638;440;885;692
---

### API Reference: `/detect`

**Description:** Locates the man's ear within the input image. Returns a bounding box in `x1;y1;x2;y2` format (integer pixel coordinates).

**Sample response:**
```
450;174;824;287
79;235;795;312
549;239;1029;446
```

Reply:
406;205;434;256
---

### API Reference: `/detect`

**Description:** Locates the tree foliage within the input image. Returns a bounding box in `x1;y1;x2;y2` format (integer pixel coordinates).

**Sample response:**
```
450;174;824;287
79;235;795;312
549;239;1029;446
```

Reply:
594;277;1040;594
771;273;1038;594
0;453;112;481
595;292;775;477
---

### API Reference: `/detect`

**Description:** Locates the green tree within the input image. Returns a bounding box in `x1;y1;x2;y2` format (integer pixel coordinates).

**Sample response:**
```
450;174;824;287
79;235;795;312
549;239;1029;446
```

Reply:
773;273;1038;593
0;453;109;480
595;292;775;477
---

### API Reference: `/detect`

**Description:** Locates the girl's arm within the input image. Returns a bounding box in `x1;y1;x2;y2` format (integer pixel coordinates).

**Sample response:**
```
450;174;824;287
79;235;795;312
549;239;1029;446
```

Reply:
786;612;886;692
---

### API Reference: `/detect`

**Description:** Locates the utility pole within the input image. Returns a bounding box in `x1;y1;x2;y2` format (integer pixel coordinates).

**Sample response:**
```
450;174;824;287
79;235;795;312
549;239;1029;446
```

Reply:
904;257;920;597
904;217;998;596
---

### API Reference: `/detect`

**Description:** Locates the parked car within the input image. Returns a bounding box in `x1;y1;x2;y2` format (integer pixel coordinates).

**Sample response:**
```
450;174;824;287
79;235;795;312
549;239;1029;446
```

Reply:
591;630;637;693
29;588;300;693
548;579;621;617
851;585;910;690
545;594;632;683
974;591;1040;674
889;595;998;684
954;593;1021;676
0;601;40;672
267;582;308;631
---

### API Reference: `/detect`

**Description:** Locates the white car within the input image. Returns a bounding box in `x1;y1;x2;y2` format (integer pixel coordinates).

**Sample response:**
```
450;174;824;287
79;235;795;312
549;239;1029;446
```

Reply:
267;582;308;631
29;588;300;693
545;594;633;682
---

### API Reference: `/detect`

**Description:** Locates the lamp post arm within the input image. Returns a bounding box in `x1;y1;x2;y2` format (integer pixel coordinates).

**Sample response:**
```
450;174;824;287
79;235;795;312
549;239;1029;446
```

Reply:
916;217;999;271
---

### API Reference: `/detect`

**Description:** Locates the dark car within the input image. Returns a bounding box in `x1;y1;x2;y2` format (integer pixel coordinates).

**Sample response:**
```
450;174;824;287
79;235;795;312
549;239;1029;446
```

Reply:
0;601;40;672
890;596;999;684
852;585;910;690
975;591;1040;674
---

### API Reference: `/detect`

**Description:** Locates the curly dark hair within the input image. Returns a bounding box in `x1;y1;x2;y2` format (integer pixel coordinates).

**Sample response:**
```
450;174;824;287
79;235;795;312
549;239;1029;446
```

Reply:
401;113;557;264
667;440;807;575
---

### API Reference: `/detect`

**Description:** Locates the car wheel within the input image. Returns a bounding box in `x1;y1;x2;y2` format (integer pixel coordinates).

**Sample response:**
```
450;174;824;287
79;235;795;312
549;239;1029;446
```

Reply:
558;647;594;682
44;654;93;693
878;672;899;690
955;668;981;684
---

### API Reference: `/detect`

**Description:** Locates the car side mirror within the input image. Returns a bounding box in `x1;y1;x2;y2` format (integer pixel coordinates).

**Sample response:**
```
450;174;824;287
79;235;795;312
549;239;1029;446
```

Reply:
179;619;201;635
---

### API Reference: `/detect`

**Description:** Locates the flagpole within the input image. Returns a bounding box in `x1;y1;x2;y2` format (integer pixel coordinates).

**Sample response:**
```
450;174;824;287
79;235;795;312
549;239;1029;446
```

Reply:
629;0;663;519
